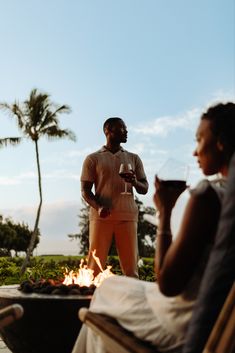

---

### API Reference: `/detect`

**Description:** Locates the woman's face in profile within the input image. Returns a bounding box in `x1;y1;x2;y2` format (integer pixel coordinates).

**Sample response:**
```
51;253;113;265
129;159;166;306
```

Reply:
194;119;225;176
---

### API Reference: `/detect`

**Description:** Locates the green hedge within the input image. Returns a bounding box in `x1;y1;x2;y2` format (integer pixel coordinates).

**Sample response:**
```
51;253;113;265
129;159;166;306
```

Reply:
0;256;155;285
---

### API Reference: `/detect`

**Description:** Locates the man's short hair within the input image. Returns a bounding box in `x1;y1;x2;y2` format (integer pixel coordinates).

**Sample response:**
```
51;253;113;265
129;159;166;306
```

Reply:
103;117;123;132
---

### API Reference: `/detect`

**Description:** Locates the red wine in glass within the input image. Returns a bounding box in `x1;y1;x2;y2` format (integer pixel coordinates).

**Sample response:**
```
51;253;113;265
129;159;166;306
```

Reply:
119;163;132;194
119;171;133;179
155;159;189;224
161;180;187;189
157;159;189;185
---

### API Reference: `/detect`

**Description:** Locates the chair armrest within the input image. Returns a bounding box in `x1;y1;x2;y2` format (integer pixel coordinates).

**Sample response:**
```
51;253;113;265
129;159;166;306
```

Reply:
0;304;24;329
203;282;235;353
79;308;158;353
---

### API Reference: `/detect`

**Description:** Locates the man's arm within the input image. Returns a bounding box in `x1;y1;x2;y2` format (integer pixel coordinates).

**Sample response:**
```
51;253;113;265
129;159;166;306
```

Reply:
132;177;149;194
81;181;110;218
123;173;148;194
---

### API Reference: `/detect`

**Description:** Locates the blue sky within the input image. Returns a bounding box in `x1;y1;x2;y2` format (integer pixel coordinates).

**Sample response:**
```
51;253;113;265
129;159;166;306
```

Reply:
0;1;234;254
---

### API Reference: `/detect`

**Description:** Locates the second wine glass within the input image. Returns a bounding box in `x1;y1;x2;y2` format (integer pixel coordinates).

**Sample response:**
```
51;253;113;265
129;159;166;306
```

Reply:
155;158;189;225
119;163;132;195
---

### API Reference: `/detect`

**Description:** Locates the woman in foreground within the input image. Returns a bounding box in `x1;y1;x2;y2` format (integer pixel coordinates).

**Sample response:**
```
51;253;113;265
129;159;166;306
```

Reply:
74;102;235;353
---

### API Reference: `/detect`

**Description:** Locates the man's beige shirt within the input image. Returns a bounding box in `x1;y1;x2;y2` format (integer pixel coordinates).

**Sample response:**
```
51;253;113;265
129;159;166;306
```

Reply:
80;146;147;221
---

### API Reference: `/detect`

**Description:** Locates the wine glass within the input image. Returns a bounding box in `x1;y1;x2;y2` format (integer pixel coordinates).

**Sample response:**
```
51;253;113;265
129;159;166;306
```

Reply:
155;158;189;224
157;158;189;188
119;163;132;195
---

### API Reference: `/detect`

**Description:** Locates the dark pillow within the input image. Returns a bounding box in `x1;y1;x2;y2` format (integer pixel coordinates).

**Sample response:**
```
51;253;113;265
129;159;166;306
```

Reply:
183;152;235;353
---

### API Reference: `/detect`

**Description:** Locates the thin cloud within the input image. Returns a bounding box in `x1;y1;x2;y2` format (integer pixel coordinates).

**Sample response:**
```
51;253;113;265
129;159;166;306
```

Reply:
129;143;146;154
66;146;100;158
40;146;99;167
209;90;235;105
0;177;20;185
131;92;234;137
132;108;200;137
0;169;80;185
0;171;36;185
43;170;80;180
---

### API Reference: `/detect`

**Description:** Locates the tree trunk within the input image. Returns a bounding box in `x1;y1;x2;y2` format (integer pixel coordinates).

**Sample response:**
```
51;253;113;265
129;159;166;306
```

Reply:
20;140;42;276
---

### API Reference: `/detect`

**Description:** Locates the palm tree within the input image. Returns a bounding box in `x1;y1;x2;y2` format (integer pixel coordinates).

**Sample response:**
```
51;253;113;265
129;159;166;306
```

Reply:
0;88;76;274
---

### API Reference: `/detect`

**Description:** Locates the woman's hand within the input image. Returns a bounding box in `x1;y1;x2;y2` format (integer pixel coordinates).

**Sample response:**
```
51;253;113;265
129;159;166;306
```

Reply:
153;176;187;215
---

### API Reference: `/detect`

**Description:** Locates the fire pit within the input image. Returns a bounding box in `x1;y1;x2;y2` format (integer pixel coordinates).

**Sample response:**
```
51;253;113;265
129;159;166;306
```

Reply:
0;252;114;353
0;284;92;353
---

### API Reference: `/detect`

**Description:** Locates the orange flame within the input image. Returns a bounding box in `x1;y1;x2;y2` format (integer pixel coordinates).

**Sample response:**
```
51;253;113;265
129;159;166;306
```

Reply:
62;250;113;287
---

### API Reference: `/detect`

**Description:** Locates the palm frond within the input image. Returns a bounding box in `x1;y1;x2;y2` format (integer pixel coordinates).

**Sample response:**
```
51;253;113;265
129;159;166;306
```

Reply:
37;110;58;130
36;104;71;133
27;89;52;127
49;105;71;119
12;103;25;128
43;126;76;141
0;137;21;148
0;102;12;112
0;101;25;129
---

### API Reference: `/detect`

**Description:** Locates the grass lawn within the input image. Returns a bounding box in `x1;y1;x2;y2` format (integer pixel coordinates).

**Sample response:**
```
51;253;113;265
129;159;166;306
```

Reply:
37;254;84;262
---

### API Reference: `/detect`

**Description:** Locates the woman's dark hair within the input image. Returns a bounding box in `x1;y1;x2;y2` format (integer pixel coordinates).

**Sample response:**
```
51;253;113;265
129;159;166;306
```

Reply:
201;102;235;160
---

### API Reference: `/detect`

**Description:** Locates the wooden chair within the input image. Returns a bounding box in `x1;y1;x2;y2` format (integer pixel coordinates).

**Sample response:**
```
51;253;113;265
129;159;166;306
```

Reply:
202;282;235;353
78;308;157;353
74;282;234;353
0;304;24;329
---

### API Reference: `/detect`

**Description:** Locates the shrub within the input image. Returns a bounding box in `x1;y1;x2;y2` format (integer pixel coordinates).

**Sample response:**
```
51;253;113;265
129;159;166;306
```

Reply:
0;256;155;285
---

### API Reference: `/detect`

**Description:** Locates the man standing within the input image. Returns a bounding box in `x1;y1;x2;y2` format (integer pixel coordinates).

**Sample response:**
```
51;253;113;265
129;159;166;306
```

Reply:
80;117;148;277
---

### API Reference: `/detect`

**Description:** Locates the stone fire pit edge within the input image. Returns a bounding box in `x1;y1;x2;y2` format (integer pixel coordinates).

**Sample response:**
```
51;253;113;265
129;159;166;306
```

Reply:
0;284;92;353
